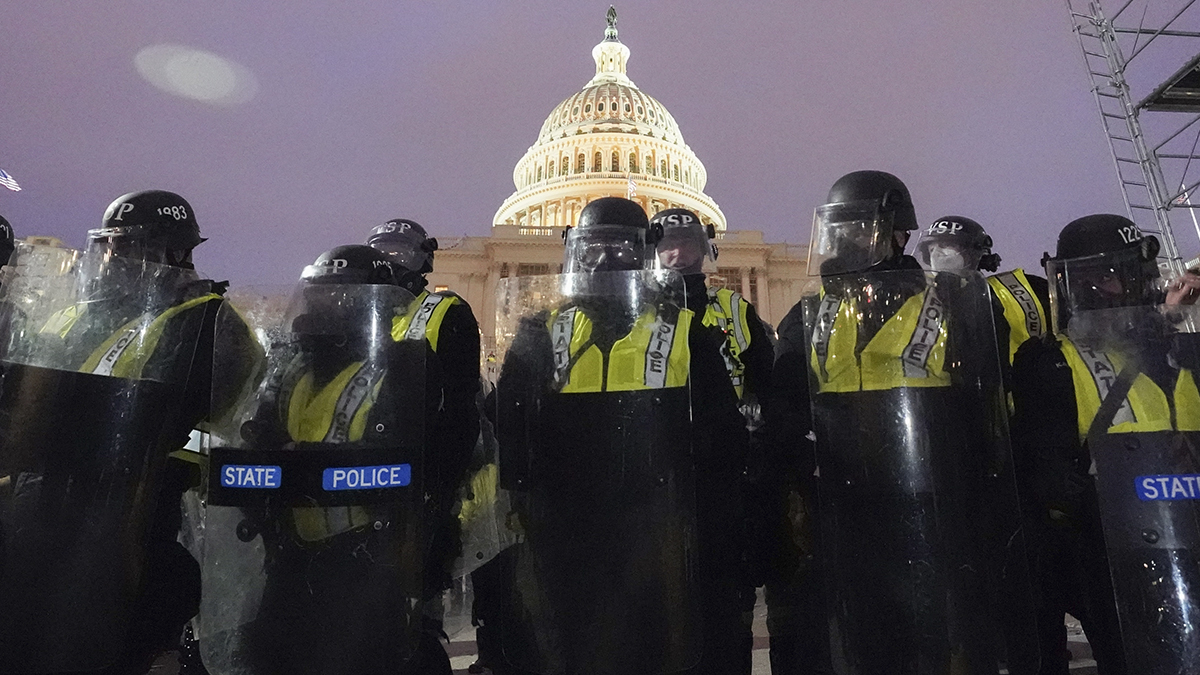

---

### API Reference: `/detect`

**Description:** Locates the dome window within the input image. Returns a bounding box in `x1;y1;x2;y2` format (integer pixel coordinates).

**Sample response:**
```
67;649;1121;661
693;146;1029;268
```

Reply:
612;150;620;171
585;103;592;113
593;151;603;172
629;153;638;173
637;106;643;115
573;106;580;115
624;103;631;113
576;153;585;174
598;102;605;112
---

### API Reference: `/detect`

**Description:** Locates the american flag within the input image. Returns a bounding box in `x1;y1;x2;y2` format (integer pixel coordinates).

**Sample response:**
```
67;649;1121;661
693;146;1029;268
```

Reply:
626;175;637;199
0;169;21;192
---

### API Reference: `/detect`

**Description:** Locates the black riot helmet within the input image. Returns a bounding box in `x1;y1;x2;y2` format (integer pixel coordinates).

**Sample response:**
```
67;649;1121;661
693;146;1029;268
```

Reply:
87;190;205;269
301;244;400;286
650;208;716;275
1043;214;1163;334
561;197;657;301
0;215;14;267
915;215;1001;273
808;170;918;276
366;218;438;295
366;218;438;276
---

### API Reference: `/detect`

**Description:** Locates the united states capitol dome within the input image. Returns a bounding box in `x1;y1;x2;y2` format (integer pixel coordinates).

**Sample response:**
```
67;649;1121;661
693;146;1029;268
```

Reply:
494;8;725;232
535;64;683;146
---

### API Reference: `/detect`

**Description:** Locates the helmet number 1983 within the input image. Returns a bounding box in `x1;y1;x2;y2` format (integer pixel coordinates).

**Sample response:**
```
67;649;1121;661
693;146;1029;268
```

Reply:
157;206;188;220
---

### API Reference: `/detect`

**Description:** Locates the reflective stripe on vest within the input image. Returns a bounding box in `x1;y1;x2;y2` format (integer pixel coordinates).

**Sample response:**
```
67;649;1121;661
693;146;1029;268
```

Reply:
285;360;387;443
704;287;752;399
392;290;458;351
283;359;386;542
988;269;1047;364
1060;337;1200;439
50;293;221;378
548;305;692;393
809;288;951;393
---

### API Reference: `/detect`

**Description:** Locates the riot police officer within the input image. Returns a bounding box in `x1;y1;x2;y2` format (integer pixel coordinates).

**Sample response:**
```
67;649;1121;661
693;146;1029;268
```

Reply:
367;218;481;631
1011;214;1200;675
476;196;748;675
197;244;438;675
651;207;785;669
650;207;774;407
0;189;255;675
915;215;1050;367
915;214;1046;674
775;171;1012;673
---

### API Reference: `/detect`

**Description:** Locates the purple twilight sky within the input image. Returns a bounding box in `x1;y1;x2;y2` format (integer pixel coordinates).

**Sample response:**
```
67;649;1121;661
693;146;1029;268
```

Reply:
1;1;1190;286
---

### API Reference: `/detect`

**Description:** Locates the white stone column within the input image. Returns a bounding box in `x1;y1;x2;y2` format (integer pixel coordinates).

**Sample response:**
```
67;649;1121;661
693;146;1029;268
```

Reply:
484;265;501;341
755;268;771;322
741;268;751;298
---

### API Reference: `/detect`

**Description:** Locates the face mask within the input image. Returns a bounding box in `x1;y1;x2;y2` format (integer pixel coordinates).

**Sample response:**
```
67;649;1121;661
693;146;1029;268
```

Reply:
928;246;968;272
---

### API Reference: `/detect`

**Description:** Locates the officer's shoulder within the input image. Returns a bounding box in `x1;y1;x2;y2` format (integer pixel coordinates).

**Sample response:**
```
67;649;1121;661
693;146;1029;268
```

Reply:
427;288;465;304
1013;332;1065;368
185;277;227;299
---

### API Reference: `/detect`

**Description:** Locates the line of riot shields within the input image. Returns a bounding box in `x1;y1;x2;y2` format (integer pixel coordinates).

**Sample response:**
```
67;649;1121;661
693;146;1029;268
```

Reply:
3;241;1200;675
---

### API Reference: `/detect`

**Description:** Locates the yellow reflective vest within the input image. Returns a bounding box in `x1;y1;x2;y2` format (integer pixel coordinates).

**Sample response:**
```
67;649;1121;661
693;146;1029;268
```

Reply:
988;269;1047;365
809;288;950;393
703;287;753;400
548;304;693;393
42;293;222;379
1059;337;1200;440
279;357;387;542
392;289;460;352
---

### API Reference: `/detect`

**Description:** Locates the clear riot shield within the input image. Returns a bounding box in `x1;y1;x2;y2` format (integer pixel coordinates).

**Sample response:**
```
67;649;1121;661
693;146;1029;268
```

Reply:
487;269;699;675
1069;304;1200;672
198;282;427;675
0;243;209;673
803;268;1029;674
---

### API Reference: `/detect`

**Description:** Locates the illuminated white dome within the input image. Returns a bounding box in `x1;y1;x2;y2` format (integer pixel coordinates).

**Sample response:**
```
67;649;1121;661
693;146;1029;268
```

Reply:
494;10;726;233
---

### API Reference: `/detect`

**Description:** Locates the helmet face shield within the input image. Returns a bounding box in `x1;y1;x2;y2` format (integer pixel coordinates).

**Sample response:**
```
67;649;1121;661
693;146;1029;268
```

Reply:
371;236;431;274
807;200;894;276
563;225;648;276
288;282;410;344
1046;247;1164;334
654;226;711;274
916;237;982;273
86;231;196;269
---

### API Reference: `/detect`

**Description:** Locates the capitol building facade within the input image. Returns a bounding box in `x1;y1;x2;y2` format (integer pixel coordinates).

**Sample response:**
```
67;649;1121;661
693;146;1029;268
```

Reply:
425;12;809;343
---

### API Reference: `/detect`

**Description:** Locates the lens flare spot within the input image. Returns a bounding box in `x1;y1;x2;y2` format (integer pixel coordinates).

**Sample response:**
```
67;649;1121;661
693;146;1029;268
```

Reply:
135;44;258;106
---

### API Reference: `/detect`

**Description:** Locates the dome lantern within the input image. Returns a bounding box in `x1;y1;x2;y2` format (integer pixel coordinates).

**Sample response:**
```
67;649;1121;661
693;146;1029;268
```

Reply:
591;6;632;86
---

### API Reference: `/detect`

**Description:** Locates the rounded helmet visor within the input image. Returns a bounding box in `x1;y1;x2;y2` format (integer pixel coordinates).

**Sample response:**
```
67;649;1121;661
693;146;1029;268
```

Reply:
1046;246;1163;334
563;225;649;275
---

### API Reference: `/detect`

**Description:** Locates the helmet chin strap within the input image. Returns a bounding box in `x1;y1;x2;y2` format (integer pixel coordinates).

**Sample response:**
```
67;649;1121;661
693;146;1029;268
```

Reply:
396;269;428;295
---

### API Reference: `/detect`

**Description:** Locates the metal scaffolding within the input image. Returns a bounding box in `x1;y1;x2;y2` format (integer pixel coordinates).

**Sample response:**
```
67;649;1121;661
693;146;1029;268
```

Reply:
1067;0;1200;272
